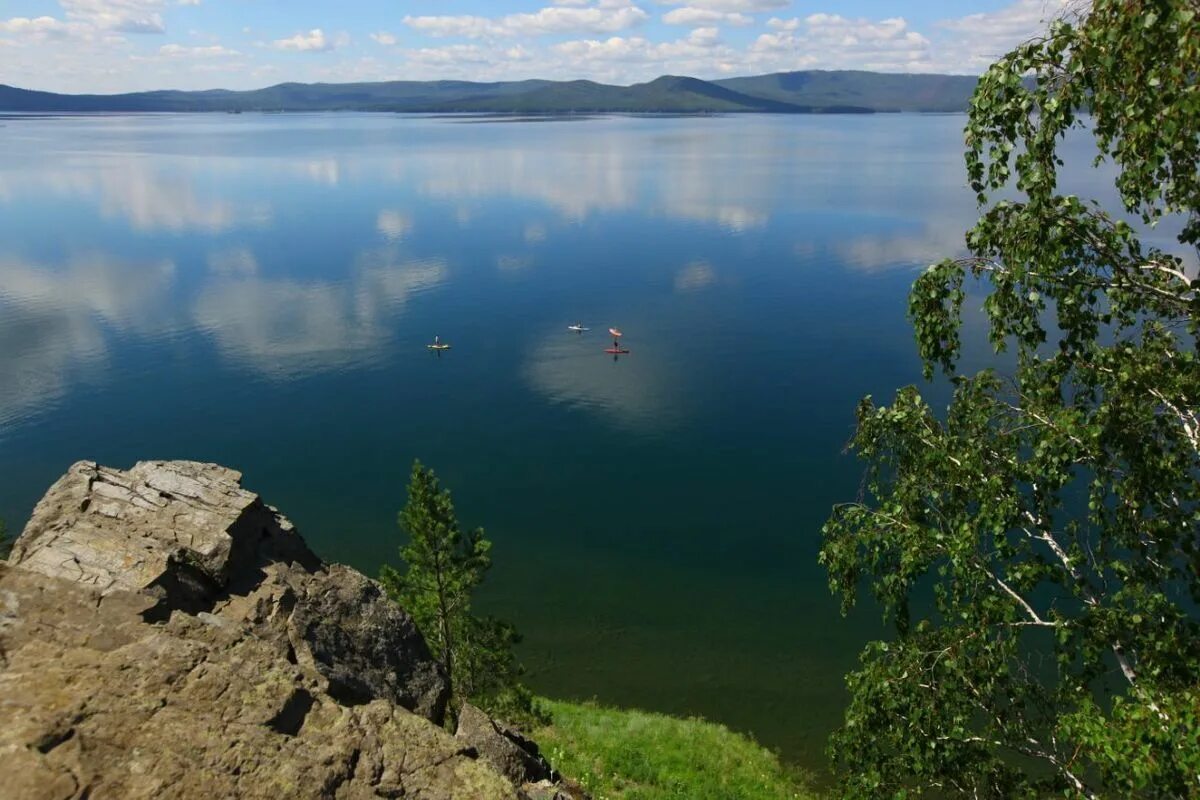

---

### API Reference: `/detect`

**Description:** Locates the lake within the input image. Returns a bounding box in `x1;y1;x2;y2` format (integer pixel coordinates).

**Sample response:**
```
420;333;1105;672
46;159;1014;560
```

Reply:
0;112;1125;777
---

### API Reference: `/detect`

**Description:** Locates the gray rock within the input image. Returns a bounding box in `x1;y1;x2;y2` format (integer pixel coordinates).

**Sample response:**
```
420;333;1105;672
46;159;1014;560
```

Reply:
8;460;320;618
0;564;516;800
0;459;496;799
521;780;591;800
8;459;447;722
456;702;553;787
289;564;448;720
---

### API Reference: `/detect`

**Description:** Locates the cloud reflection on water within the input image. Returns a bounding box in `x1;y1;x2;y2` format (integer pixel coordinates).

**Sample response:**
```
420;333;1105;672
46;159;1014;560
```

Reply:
831;222;971;273
674;261;716;292
524;328;686;432
0;255;176;426
193;249;447;378
207;247;259;276
408;125;774;232
377;210;414;242
418;146;635;222
0;243;448;427
0;158;271;233
0;115;1031;435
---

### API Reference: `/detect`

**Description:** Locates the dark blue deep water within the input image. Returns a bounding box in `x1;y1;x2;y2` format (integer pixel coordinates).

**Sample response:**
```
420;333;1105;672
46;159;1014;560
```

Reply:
0;112;1141;773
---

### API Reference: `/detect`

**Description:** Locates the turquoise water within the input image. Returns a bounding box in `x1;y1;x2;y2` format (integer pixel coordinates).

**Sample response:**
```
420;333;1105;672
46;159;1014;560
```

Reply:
0;112;1123;773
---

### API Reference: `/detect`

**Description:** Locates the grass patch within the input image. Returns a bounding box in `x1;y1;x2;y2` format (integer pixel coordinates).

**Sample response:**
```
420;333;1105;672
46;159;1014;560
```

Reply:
533;698;820;800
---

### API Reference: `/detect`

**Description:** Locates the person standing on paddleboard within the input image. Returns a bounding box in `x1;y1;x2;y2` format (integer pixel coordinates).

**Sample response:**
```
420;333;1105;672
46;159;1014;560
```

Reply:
609;326;624;353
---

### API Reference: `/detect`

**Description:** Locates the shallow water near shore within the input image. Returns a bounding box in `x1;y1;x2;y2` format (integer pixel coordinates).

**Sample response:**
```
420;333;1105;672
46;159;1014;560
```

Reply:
0;111;1131;777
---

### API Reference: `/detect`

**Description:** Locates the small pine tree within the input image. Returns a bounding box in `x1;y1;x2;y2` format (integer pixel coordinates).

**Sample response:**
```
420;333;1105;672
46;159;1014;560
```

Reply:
380;461;534;725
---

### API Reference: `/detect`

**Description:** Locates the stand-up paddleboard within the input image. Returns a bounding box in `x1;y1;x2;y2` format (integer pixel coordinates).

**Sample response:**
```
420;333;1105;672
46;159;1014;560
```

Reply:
605;348;630;354
567;325;589;332
427;343;451;350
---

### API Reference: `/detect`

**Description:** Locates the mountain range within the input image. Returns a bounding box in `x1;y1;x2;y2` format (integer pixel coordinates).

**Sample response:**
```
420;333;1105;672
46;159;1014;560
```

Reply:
0;70;980;114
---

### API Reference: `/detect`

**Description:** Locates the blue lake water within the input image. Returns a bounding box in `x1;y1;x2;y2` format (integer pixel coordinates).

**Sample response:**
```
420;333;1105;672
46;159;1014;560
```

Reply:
0;112;1142;774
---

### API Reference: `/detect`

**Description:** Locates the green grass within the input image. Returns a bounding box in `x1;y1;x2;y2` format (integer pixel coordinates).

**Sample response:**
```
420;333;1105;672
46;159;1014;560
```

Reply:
533;698;821;800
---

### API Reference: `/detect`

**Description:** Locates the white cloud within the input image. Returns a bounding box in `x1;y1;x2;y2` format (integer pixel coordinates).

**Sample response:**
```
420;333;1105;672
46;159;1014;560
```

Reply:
936;0;1072;71
370;31;397;46
157;42;238;57
940;0;1072;38
395;24;736;83
406;43;505;68
750;14;932;73
404;3;649;39
61;0;167;34
554;27;723;61
663;8;752;26
657;0;788;10
0;16;73;38
272;28;346;52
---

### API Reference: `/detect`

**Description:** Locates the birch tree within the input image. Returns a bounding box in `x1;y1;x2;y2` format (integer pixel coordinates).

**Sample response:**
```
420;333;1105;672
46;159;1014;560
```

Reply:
822;2;1200;796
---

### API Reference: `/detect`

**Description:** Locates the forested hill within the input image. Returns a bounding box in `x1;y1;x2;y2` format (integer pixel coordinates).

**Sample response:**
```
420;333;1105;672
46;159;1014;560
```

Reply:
712;70;980;113
0;70;980;113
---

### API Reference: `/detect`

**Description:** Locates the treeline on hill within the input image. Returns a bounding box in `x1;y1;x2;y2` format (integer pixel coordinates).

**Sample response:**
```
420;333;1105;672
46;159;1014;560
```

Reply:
0;70;979;114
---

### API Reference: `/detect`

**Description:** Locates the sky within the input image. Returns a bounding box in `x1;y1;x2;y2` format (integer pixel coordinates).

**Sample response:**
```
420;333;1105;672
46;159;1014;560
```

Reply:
0;0;1073;94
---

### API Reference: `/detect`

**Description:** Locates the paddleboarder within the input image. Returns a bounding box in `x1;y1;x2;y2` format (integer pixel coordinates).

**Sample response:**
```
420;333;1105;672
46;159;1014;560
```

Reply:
607;326;628;355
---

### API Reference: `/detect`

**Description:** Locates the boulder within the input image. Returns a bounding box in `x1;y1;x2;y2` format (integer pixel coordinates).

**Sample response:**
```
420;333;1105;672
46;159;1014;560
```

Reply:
456;702;553;787
0;460;515;800
8;460;321;617
8;460;448;722
288;564;446;719
522;780;592;800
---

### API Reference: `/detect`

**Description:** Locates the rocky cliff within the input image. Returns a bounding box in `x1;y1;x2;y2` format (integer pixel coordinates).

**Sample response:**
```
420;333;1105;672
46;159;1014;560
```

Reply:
0;460;576;800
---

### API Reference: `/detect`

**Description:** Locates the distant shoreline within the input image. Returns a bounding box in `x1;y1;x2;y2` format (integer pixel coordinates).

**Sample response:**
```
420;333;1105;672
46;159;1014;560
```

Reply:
0;69;981;114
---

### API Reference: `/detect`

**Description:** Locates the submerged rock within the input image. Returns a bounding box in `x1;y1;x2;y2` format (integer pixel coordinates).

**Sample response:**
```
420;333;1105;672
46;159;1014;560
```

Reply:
0;460;520;800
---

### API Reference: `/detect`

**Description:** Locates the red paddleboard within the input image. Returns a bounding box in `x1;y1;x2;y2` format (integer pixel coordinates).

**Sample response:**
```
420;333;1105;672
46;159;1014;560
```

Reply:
605;348;630;354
